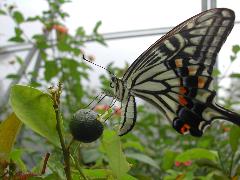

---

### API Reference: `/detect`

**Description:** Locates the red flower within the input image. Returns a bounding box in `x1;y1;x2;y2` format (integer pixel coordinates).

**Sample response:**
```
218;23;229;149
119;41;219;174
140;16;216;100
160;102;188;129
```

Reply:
94;105;110;111
52;24;68;34
114;107;121;116
183;160;192;166
175;160;192;167
175;161;181;167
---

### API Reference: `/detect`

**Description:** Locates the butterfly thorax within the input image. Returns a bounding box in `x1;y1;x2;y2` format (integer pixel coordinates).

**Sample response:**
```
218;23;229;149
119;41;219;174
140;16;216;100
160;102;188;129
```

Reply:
110;76;129;102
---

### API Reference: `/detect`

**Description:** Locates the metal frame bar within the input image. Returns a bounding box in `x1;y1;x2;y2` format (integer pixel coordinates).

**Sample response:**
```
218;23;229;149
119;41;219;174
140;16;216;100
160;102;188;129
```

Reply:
2;20;240;56
202;0;217;11
0;27;173;56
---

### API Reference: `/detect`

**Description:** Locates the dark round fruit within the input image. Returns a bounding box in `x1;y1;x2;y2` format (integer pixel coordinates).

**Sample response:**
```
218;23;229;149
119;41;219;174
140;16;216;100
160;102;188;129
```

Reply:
69;109;103;143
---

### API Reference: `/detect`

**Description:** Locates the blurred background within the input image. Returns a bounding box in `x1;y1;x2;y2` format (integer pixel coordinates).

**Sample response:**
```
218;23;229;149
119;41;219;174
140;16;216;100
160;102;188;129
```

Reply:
1;0;240;179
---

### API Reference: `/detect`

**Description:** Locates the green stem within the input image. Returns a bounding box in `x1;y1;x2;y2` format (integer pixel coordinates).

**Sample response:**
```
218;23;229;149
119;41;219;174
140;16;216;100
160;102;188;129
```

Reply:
218;151;226;174
54;104;72;180
70;155;88;180
229;152;235;177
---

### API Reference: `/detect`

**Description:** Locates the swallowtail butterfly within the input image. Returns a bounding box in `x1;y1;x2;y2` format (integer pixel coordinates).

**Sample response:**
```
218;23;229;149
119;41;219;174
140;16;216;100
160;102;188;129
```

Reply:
109;8;240;136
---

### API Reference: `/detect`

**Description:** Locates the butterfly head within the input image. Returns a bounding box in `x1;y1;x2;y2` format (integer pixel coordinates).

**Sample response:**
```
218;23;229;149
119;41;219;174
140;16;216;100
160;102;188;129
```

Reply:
110;75;124;100
110;75;116;88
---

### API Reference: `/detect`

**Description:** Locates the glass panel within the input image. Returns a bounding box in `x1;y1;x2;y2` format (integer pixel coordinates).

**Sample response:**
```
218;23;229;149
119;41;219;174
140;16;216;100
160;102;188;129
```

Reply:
218;23;240;75
64;0;202;33
85;35;162;86
0;0;202;44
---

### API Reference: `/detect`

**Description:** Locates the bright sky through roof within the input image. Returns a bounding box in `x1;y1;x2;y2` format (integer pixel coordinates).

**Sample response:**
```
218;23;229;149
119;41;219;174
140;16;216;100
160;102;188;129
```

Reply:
0;0;239;95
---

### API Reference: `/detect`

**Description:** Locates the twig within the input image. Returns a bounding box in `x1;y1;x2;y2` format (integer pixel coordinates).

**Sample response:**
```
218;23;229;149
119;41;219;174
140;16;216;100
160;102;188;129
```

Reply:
50;82;72;180
41;153;50;175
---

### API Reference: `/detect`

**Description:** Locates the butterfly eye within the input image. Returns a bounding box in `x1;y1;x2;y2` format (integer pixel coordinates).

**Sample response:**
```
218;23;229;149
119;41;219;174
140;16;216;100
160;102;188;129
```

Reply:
180;123;191;134
111;76;115;82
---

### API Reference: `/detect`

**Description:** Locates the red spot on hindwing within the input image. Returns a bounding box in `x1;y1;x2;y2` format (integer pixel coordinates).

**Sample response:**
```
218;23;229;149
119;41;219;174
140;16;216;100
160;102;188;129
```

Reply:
179;95;188;106
180;123;191;134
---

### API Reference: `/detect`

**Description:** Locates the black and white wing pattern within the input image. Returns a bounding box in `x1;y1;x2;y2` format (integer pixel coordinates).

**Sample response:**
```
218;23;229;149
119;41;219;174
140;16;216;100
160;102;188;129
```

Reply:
117;8;240;136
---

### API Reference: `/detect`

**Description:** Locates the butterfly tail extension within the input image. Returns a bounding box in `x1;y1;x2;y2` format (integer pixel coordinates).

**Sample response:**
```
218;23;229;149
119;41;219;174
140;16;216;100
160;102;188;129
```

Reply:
118;95;137;136
212;103;240;126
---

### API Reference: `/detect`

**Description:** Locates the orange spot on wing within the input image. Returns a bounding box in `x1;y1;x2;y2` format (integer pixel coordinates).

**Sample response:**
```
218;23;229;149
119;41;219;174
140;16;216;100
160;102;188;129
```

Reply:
178;95;188;106
188;66;197;75
175;59;183;68
179;87;187;94
198;77;206;88
180;123;191;134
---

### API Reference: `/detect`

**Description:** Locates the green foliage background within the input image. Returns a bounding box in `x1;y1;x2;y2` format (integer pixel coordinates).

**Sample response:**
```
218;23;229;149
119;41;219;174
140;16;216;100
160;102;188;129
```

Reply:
0;1;240;179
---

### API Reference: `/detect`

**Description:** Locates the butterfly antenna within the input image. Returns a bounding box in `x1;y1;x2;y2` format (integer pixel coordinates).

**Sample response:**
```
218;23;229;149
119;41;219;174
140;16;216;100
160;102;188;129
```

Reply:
109;98;117;109
82;55;114;76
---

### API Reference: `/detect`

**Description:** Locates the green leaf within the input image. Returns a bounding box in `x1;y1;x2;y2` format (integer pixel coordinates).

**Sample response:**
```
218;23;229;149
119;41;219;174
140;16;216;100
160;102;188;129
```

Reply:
230;73;240;78
235;164;240;175
120;174;137;180
57;41;71;51
212;69;221;77
230;55;236;62
95;35;107;46
81;149;101;164
73;169;111;179
197;136;213;148
123;140;144;152
195;159;221;170
26;16;41;22
8;36;25;43
232;45;240;54
44;60;59;81
9;149;27;171
71;48;81;56
76;27;85;36
161;150;178;170
15;27;23;36
0;113;22;161
12;11;24;24
101;130;130;179
229;125;240;153
6;74;20;79
16;56;23;65
175;148;218;163
0;9;6;15
33;34;49;49
125;152;160;169
208;170;231;180
10;85;60;147
93;21;102;34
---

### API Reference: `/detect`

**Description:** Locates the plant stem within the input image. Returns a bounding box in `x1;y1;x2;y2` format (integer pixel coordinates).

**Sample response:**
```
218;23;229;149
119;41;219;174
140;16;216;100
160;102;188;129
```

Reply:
218;151;226;174
51;83;72;180
41;152;50;175
55;103;72;180
70;155;88;180
229;152;235;177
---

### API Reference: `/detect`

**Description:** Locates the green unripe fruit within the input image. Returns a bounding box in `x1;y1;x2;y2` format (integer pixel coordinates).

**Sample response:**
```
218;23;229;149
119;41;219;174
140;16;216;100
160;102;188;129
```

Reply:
69;109;103;143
